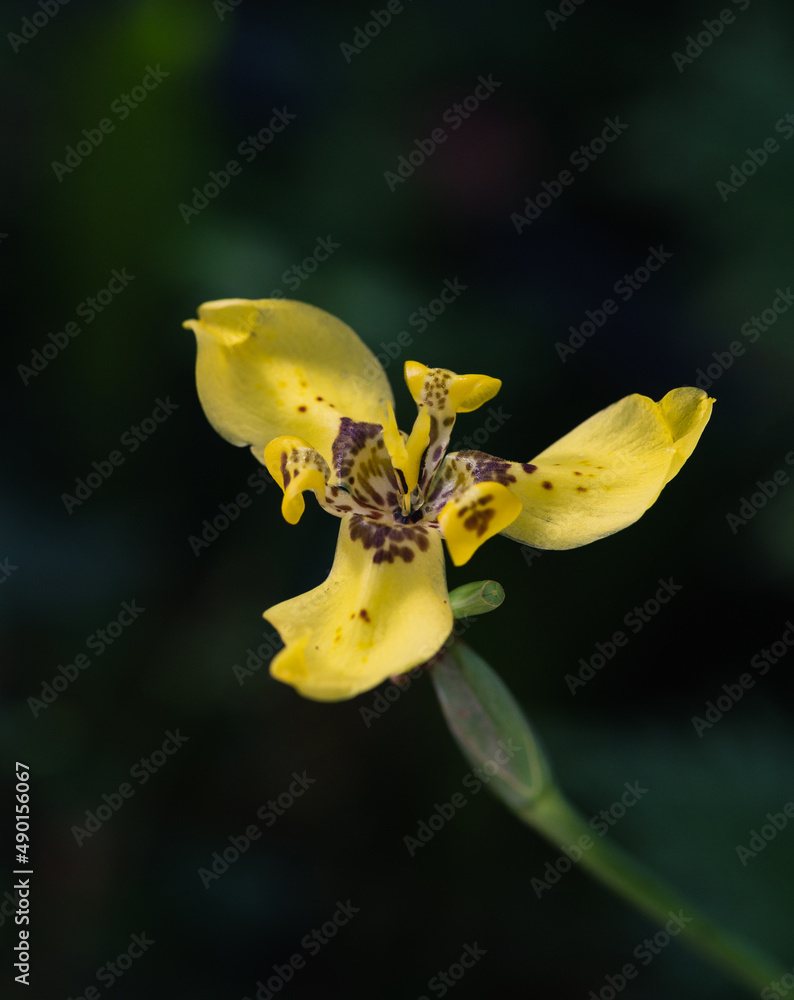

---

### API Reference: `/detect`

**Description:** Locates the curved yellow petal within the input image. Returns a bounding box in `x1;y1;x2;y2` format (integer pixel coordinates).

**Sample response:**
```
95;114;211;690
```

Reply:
184;299;394;466
446;388;713;550
438;481;523;566
402;362;502;493
264;436;330;525
265;514;453;701
404;361;501;414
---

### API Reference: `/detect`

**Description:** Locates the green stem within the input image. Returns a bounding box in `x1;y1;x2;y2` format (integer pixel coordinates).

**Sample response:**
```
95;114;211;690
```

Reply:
432;642;788;996
518;785;787;994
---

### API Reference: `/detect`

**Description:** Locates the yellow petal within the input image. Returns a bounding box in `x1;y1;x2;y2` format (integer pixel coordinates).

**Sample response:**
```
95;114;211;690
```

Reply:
380;402;431;506
447;388;713;550
265;514;453;701
184;299;394;467
264;436;330;525
404;361;501;413
438;481;523;566
657;387;714;485
402;361;502;493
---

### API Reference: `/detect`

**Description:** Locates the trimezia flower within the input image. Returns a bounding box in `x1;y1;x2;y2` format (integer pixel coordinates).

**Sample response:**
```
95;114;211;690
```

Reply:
184;299;713;702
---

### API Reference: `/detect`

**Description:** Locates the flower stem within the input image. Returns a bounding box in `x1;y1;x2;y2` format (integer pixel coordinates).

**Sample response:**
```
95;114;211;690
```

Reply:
518;785;785;994
432;642;787;996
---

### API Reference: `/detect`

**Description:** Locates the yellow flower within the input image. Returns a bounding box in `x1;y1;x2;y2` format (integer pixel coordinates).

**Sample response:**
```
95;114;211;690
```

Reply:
184;299;713;702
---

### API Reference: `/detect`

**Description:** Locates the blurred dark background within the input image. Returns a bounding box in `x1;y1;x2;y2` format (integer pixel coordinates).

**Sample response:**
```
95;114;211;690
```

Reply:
2;1;793;997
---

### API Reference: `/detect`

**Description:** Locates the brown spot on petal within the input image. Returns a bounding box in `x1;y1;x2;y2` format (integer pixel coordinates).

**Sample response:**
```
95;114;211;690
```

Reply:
577;486;588;492
359;608;371;623
348;514;426;563
542;481;553;490
573;471;582;476
463;507;496;537
521;463;537;474
297;405;307;413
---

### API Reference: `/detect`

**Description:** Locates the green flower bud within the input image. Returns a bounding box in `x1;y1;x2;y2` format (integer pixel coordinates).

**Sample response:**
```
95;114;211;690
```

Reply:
448;580;505;619
431;641;552;810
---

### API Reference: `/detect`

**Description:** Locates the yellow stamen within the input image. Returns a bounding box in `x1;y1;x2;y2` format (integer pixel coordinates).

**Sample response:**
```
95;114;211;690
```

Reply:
380;402;430;514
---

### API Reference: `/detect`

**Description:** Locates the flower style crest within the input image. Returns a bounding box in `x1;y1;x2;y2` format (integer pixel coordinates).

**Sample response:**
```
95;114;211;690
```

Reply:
185;299;713;702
